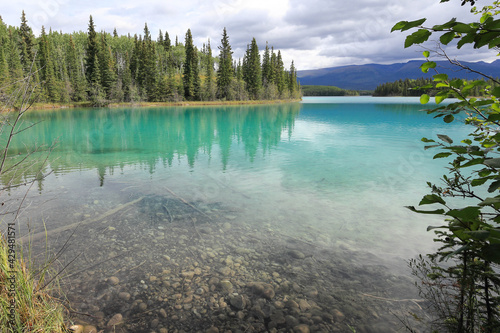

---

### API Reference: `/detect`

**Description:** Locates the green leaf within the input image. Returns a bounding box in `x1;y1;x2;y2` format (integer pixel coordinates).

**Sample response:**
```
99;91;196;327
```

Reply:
479;197;500;206
406;206;445;215
482;244;500;265
460;158;484;167
492;87;500;98
435;92;448;104
457;32;477;49
425;145;440;150
422;50;430;58
472;177;490;186
437;134;453;144
440;31;456;45
452;22;474;33
427;225;448;231
464;230;490;241
446;206;481;222
391;21;408;32
443;114;454;123
484;158;500;168
433;73;449;81
488;180;500;193
420;94;430;104
419;194;446;206
405;29;432;48
420;61;437;73
399;18;427;32
433;152;452;159
432;18;457;30
421;137;435;143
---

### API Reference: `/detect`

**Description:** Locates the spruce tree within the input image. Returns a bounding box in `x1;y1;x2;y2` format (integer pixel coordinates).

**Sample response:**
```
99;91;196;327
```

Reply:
203;39;215;101
98;32;116;98
183;29;200;101
66;35;87;101
243;38;261;100
216;27;233;100
38;26;59;102
85;16;100;85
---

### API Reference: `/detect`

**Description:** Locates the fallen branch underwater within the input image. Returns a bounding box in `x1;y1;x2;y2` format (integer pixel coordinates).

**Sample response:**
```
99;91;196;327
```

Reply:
19;196;145;243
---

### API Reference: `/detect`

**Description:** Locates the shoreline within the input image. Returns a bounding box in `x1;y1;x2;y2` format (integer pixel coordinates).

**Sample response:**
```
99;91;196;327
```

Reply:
3;99;302;112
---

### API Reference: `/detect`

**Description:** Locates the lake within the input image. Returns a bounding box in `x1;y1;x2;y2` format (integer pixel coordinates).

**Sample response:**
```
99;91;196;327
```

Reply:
3;96;470;332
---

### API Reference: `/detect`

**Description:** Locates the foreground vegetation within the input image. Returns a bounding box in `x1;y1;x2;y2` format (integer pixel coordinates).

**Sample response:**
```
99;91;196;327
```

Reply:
394;0;500;331
0;12;301;107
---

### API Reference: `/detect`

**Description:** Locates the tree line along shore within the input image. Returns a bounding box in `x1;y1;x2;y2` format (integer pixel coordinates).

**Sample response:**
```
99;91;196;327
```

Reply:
0;11;302;108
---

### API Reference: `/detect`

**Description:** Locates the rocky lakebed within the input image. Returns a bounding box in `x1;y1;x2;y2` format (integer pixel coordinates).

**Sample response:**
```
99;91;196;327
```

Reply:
23;191;430;333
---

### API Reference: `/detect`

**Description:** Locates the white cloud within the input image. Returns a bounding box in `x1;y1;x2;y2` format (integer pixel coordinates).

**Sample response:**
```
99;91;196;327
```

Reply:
1;0;496;70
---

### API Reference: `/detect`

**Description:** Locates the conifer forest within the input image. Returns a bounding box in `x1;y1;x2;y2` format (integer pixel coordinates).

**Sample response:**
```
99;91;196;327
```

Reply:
0;12;301;106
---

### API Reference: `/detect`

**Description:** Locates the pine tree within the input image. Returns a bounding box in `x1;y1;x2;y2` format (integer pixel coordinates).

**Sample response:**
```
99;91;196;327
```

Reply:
98;32;116;98
216;27;233;100
85;16;100;85
203;39;215;101
262;42;271;86
164;31;171;52
38;26;59;102
66;35;87;101
242;38;262;100
139;23;158;101
183;29;200;101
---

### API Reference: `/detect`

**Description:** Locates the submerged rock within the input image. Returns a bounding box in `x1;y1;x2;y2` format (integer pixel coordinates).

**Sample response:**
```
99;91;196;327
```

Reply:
248;282;275;300
106;313;123;328
288;250;306;259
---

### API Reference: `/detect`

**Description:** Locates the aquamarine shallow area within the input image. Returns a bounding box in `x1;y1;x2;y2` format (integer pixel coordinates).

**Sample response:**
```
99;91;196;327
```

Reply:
4;97;472;331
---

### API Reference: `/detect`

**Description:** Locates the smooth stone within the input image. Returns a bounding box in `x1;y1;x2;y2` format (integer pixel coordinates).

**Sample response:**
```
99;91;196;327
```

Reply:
248;282;275;299
180;271;195;279
293;324;310;333
285;315;300;328
118;292;131;301
108;276;120;286
159;308;167;318
138;302;148;311
69;325;84;333
228;294;246;310
288;250;306;259
151;318;159;328
159;329;168;333
106;313;123;327
206;327;219;333
219;266;232;276
298;299;311;312
218;280;234;293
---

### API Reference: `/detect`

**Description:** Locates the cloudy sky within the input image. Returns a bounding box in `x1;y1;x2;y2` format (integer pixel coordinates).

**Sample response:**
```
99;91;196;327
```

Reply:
1;0;497;70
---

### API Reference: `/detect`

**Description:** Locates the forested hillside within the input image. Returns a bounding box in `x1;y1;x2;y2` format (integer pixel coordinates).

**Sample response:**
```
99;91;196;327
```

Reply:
0;12;301;106
373;77;500;97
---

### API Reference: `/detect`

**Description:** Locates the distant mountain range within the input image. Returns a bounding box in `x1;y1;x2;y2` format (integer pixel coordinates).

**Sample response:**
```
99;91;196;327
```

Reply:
297;60;500;91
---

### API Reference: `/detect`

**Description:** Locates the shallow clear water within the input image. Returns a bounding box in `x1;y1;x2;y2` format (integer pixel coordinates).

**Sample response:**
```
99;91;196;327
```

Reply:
2;96;472;332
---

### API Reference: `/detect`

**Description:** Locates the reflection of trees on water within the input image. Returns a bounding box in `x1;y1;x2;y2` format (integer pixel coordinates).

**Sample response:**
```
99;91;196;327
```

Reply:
2;104;300;188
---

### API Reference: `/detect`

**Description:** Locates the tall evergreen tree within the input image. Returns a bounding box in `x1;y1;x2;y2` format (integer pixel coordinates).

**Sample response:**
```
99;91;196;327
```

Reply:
203;39;215;101
183;29;200;101
242;38;262;100
98;32;116;98
216;27;233;100
19;11;37;73
85;16;100;85
38;26;58;101
262;42;271;86
66;35;86;101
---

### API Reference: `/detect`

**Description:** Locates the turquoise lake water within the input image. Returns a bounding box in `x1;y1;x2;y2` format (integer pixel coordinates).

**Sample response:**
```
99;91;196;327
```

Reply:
3;96;473;331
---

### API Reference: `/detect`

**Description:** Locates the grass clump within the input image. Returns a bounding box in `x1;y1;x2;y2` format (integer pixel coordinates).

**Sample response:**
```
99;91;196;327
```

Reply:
0;233;67;332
